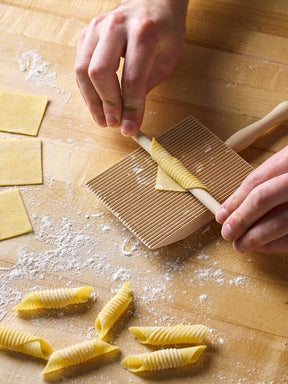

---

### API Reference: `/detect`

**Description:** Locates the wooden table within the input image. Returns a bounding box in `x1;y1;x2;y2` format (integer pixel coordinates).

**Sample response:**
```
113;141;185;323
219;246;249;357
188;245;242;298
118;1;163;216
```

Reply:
0;1;287;383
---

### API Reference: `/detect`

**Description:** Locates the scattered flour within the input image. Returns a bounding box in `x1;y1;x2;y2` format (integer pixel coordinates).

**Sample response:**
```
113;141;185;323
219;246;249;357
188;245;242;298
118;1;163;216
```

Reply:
199;293;208;303
112;267;131;282
121;236;140;256
229;276;246;286
18;49;71;103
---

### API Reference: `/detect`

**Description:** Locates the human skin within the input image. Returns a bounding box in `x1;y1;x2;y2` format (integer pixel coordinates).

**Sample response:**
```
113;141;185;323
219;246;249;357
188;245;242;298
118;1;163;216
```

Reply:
75;0;189;136
75;1;288;254
216;146;288;254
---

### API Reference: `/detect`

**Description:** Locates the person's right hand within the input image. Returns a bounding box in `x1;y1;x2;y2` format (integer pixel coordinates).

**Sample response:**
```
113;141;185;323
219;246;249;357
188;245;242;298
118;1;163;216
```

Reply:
75;0;188;136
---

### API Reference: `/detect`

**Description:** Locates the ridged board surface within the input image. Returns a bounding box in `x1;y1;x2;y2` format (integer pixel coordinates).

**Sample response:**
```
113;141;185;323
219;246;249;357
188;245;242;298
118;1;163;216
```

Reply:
87;117;253;249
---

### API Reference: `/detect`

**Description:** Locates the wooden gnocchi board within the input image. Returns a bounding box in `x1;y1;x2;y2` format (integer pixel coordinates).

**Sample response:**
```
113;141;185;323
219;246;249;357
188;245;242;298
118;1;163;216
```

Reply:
0;1;287;383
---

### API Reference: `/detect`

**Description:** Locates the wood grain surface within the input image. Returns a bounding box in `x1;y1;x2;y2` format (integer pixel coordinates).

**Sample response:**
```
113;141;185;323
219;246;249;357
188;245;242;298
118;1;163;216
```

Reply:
0;1;287;383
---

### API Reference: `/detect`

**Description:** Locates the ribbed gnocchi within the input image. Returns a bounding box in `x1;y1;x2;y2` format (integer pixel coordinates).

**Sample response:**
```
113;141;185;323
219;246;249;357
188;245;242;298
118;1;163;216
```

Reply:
0;325;53;360
121;345;206;372
95;282;131;339
13;286;94;311
42;339;119;375
129;324;209;345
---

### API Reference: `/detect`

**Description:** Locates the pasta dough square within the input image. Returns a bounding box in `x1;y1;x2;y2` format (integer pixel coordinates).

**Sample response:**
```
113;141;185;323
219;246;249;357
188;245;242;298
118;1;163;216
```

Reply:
0;91;48;136
0;138;42;186
0;189;33;241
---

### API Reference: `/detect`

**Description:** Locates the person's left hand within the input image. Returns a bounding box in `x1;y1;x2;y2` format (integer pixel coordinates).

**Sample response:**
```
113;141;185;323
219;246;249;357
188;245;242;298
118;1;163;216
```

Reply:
216;145;288;254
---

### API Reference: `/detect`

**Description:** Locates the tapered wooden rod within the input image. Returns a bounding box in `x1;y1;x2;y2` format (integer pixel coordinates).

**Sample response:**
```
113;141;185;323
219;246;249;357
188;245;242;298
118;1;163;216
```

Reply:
133;101;288;214
225;101;288;152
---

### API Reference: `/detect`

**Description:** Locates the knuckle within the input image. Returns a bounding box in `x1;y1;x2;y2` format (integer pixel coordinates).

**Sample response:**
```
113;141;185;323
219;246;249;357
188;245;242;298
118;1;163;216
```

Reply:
265;217;283;234
89;15;105;29
243;233;258;249
230;211;247;232
135;18;158;42
244;169;263;190
88;63;107;80
250;186;268;210
99;12;126;33
123;104;138;112
103;99;118;108
124;75;140;91
74;61;88;80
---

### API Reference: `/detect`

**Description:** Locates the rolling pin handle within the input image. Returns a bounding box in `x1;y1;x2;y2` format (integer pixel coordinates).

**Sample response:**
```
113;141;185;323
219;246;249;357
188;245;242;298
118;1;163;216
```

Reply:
225;101;288;152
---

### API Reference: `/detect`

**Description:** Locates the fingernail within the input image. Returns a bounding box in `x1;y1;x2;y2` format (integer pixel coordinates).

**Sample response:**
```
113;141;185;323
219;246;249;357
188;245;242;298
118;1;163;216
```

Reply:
121;120;137;136
106;114;119;128
222;223;233;241
94;114;107;127
216;207;229;223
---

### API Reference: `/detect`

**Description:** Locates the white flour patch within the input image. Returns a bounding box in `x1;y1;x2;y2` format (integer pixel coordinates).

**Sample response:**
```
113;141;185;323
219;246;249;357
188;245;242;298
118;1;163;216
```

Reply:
121;236;140;256
229;276;246;286
112;267;132;282
199;293;208;303
17;48;71;103
19;51;57;88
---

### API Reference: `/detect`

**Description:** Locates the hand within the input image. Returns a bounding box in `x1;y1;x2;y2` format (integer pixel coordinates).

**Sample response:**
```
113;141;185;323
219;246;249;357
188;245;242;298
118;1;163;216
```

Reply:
216;146;288;254
75;0;188;136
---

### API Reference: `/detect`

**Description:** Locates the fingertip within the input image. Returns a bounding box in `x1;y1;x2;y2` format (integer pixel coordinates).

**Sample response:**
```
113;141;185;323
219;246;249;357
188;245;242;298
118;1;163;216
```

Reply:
121;120;138;136
105;113;120;128
94;114;107;127
216;206;229;224
233;240;245;253
221;223;233;241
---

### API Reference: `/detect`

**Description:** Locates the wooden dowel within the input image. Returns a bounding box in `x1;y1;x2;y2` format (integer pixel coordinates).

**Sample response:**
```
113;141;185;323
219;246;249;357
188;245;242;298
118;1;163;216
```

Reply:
225;101;288;152
133;101;288;214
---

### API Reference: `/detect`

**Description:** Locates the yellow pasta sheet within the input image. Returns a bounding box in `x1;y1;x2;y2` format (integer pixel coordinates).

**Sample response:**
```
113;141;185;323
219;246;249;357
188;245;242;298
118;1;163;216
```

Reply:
95;282;131;339
151;138;208;191
129;324;209;345
0;325;53;360
122;345;206;372
0;91;48;136
0;138;42;186
155;166;186;192
42;339;119;375
0;189;33;241
14;286;94;311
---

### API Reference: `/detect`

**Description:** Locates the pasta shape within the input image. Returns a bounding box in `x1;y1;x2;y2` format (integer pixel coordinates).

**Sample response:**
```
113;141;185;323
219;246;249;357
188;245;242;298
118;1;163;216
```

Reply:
42;339;119;375
150;138;208;191
95;282;131;339
129;324;209;345
13;286;94;311
121;345;206;372
0;325;53;360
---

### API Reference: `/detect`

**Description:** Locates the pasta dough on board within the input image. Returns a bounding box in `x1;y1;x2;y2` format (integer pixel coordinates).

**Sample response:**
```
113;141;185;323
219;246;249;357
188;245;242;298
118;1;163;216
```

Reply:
129;324;209;345
150;138;208;191
155;166;187;192
121;345;206;372
42;339;119;375
0;91;48;136
14;286;94;311
0;189;33;241
0;325;53;360
0;139;42;186
95;282;131;339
